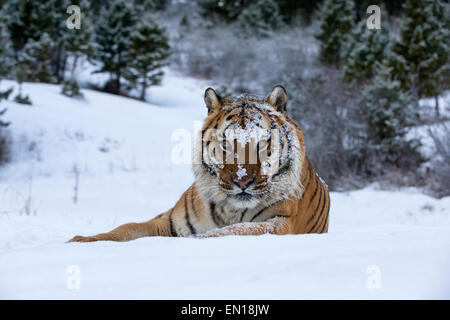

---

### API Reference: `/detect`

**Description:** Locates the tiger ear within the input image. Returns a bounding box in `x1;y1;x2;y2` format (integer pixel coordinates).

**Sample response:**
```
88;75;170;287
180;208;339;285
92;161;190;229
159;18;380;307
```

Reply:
204;88;222;114
267;85;287;113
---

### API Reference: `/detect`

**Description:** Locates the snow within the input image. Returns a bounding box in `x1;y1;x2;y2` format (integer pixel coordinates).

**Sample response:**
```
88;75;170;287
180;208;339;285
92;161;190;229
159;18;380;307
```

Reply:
0;76;449;299
236;164;247;180
225;119;270;148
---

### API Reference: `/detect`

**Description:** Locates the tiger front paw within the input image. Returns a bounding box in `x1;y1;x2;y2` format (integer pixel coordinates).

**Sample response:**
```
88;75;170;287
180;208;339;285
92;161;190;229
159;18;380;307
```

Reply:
66;235;100;243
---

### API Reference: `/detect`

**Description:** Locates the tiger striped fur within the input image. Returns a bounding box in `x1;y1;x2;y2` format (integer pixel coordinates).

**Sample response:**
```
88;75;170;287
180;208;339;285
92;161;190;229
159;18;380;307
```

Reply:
68;85;330;242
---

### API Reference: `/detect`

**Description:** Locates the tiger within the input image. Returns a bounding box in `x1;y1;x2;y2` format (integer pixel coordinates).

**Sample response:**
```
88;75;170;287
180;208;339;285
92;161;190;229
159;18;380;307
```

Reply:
67;85;330;242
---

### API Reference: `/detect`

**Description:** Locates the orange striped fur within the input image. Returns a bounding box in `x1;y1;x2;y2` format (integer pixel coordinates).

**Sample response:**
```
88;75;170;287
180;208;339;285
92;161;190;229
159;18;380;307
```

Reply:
68;86;330;242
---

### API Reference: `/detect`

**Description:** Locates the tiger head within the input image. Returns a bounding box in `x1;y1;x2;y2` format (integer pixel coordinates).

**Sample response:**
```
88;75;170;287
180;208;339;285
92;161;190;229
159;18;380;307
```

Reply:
193;85;305;209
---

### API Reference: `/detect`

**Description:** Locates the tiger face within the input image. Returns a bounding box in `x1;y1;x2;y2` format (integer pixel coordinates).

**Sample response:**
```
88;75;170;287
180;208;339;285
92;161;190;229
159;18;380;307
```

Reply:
193;85;304;209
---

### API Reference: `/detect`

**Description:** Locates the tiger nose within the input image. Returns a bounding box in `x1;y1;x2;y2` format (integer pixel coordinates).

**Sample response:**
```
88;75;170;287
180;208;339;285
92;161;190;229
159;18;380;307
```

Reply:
232;175;254;190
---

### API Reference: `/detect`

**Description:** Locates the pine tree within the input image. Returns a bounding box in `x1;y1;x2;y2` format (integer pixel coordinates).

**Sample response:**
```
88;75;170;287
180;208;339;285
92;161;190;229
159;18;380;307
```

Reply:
431;0;450;114
4;0;70;82
179;15;190;30
352;0;406;20
12;32;55;105
387;0;449;115
21;33;55;83
343;16;391;82
238;0;284;38
0;20;12;127
275;0;321;24
0;13;13;81
59;0;94;98
37;0;67;81
4;0;44;51
61;78;83;98
134;0;171;11
14;55;32;105
94;0;138;95
362;64;419;164
63;0;95;78
315;0;355;65
125;17;170;101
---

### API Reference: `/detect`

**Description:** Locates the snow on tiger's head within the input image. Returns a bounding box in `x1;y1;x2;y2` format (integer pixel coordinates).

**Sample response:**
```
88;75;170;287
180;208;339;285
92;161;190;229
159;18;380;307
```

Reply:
193;85;305;209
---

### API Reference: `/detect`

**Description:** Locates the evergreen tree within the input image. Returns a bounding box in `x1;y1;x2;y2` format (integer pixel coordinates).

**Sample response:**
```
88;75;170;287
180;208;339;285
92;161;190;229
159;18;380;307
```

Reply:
343;16;391;82
238;0;284;38
431;0;450;114
315;0;355;65
21;33;55;83
0;13;13;80
134;0;171;11
13;54;31;105
179;15;190;30
63;0;95;78
87;1;107;19
4;0;44;51
362;64;419;164
125;17;170;101
4;0;73;82
61;78;83;98
13;57;32;105
275;0;322;24
47;0;73;82
387;0;449;115
94;0;138;95
60;1;94;99
0;21;12;127
352;0;406;20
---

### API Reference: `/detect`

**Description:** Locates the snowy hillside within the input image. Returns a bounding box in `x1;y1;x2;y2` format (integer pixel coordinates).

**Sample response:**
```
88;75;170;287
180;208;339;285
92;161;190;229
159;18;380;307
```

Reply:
0;75;449;299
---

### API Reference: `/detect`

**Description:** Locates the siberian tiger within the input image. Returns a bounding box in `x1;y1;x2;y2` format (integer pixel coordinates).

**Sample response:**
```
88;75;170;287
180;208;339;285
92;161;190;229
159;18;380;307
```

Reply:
68;85;330;242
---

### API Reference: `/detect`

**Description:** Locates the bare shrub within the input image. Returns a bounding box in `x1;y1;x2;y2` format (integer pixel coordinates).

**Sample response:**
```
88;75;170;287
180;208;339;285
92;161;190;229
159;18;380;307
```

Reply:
427;123;450;197
171;22;318;93
286;67;366;190
286;66;423;191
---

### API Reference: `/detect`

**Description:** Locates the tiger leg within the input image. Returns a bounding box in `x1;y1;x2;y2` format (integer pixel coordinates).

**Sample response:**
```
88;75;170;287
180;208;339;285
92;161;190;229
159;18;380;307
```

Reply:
67;212;174;243
198;216;292;238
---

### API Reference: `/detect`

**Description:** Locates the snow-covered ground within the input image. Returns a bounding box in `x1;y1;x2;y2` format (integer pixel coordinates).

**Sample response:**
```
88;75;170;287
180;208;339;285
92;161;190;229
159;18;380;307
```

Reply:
0;75;449;299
